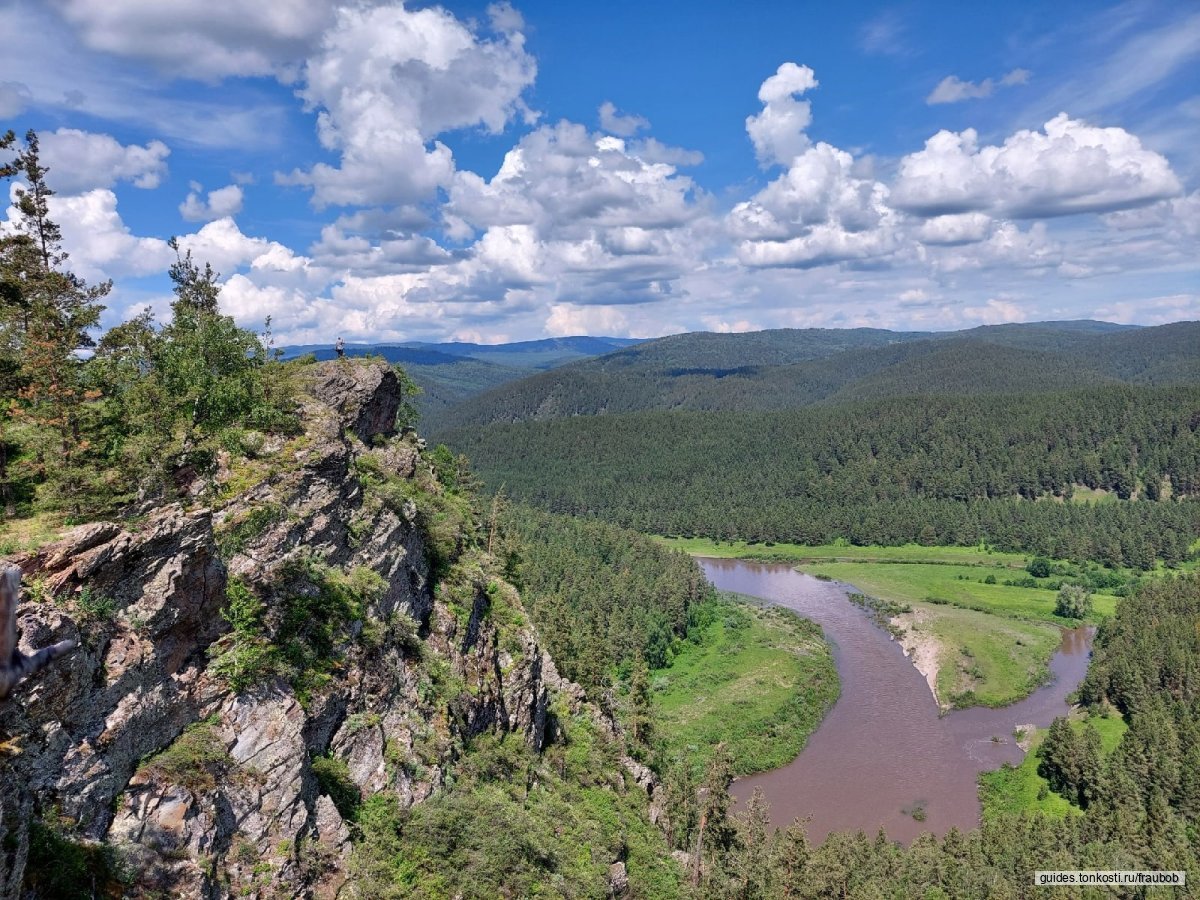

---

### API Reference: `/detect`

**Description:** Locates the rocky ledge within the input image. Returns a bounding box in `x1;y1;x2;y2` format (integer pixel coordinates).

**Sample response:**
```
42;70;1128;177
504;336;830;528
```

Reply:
0;360;579;899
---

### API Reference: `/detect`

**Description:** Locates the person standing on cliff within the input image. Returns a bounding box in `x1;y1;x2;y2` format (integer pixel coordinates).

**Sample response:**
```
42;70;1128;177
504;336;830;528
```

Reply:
335;336;345;359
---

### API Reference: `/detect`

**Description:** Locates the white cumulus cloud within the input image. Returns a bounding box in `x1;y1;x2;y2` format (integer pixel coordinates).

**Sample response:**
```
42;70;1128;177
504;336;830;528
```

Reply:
280;2;537;209
179;183;245;222
745;62;818;168
40;128;169;193
730;141;900;268
892;113;1182;218
599;101;649;137
47;0;337;80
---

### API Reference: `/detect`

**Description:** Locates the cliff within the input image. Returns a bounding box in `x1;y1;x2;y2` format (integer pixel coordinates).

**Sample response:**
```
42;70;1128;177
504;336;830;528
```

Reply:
0;359;584;898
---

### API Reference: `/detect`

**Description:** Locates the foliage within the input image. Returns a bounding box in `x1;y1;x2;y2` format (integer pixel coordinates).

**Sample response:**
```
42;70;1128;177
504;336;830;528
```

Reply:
347;721;680;898
1037;717;1104;808
443;386;1200;568
1055;583;1094;619
0;130;109;516
22;817;128;899
311;754;362;822
208;578;275;692
651;594;837;779
137;717;230;793
0;129;297;518
502;504;714;696
436;321;1200;431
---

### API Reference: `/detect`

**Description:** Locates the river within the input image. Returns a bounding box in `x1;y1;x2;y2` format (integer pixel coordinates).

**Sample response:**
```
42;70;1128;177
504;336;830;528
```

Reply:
700;558;1094;843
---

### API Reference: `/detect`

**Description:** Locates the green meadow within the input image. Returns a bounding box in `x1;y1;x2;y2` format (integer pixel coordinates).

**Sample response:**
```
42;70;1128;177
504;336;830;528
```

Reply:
911;604;1062;708
657;536;1030;568
799;560;1117;623
651;593;838;777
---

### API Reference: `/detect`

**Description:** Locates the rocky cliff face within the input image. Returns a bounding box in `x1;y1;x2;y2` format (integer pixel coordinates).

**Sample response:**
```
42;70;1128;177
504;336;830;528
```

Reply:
0;360;575;899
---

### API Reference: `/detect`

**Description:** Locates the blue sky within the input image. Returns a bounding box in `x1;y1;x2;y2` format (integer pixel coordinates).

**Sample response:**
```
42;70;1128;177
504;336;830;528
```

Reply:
1;0;1197;343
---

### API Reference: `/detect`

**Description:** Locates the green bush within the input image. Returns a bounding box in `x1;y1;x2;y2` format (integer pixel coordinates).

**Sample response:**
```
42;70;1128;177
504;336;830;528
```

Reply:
138;718;230;793
311;755;362;822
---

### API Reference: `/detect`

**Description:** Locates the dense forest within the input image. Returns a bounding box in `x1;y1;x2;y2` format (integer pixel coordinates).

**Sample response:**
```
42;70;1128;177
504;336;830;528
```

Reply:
435;320;1199;430
281;337;640;426
499;504;715;692
444;387;1200;567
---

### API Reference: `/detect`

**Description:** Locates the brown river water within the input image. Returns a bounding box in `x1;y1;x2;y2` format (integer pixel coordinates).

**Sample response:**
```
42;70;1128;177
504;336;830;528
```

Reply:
700;558;1094;843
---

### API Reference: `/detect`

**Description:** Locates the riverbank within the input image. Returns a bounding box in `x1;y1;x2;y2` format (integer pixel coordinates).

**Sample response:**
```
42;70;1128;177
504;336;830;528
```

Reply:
702;559;1097;842
662;537;1113;709
651;592;838;778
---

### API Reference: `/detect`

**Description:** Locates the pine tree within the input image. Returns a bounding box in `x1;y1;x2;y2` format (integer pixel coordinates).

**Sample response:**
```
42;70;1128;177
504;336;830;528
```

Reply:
1;130;109;515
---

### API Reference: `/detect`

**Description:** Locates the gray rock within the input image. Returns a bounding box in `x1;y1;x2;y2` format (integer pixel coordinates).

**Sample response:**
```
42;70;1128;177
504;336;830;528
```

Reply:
0;360;583;899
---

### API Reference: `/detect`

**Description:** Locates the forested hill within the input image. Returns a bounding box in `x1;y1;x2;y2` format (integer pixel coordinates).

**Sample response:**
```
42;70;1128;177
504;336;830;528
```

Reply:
433;320;1200;430
442;384;1200;567
282;336;642;425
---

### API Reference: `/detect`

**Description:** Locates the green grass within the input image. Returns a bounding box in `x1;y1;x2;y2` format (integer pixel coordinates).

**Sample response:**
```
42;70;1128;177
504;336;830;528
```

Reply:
652;595;838;777
0;512;67;557
1068;485;1119;504
800;561;1116;624
657;536;1031;568
979;712;1128;819
910;604;1062;708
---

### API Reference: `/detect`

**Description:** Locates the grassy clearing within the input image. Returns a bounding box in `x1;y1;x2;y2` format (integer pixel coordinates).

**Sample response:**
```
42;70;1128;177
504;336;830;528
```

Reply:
801;561;1116;624
657;536;1029;568
653;594;838;777
979;712;1128;819
909;604;1062;708
0;512;68;557
1068;485;1118;504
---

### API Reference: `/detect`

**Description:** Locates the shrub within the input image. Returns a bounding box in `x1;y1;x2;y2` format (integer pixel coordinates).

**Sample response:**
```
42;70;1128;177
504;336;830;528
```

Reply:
311;754;362;821
1054;584;1093;619
138;718;230;793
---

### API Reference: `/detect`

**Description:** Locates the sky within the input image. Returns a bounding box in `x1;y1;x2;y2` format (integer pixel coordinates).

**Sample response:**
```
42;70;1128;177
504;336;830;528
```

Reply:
1;0;1198;344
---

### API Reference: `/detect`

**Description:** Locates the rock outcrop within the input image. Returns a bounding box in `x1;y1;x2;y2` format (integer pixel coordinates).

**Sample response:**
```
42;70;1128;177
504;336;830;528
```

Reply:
0;360;567;899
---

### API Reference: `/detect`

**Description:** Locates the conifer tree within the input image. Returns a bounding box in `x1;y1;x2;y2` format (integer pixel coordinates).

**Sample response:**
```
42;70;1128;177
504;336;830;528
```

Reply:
0;130;109;515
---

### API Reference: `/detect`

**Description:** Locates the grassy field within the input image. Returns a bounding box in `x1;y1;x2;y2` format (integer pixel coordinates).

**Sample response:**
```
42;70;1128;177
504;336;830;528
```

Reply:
979;712;1128;819
652;593;838;777
908;604;1062;708
801;561;1117;623
0;513;67;557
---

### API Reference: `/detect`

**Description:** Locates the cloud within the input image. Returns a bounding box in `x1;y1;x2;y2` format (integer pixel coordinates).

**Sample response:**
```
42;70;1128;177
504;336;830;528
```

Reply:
926;68;1030;104
730;139;901;268
1028;10;1200;121
39;129;169;193
930;221;1059;273
859;12;909;57
281;2;537;208
37;188;173;280
745;63;818;167
962;297;1029;325
47;0;337;80
599;101;649;137
1094;293;1200;325
915;212;992;245
3;2;291;150
179;183;245;222
892;113;1182;218
0;81;31;118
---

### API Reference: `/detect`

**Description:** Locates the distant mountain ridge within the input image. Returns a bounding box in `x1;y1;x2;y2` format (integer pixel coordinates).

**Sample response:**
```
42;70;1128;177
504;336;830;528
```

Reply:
281;336;643;423
433;320;1200;431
